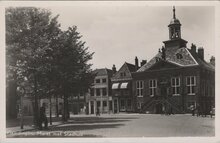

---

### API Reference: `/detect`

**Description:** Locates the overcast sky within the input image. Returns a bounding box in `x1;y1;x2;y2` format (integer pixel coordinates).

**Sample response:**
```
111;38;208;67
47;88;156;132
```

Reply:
49;5;214;70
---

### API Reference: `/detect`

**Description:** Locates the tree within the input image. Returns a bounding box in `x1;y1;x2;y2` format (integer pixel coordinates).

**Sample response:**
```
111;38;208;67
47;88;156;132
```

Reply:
6;7;94;124
53;26;94;121
6;7;61;124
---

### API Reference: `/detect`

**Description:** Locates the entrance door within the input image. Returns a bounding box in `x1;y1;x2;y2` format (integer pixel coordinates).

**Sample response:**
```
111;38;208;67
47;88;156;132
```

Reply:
156;103;163;114
120;99;125;111
91;101;94;114
160;86;167;98
114;99;118;113
109;101;112;111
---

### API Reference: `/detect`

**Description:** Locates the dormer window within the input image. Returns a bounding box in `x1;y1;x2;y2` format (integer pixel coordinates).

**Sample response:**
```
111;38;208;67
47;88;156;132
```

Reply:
176;53;183;59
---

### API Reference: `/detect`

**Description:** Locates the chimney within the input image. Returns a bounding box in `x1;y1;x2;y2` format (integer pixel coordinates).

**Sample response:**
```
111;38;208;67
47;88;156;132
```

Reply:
191;43;197;54
141;60;147;67
210;56;215;66
135;56;139;71
112;64;116;74
161;46;166;60
198;47;204;60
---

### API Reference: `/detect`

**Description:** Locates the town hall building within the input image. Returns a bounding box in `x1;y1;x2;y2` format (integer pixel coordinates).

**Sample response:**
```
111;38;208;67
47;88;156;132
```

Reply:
132;7;215;114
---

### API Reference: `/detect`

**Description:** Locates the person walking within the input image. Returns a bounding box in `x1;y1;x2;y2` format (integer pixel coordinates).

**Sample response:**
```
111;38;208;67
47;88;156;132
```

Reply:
39;103;48;130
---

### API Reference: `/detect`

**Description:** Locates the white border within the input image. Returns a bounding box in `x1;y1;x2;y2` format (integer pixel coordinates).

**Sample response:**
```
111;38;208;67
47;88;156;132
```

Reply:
0;1;219;143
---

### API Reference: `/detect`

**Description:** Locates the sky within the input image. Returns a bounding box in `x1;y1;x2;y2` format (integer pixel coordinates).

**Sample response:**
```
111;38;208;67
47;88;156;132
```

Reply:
49;5;215;70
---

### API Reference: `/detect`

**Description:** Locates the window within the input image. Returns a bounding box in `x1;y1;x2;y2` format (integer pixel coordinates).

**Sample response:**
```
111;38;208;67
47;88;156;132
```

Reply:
96;79;100;83
103;101;107;107
90;88;94;96
127;99;131;107
80;91;84;97
149;79;157;97
97;101;101;107
123;90;129;96
120;73;123;77
102;78;106;83
136;81;144;97
186;76;196;95
120;72;126;77
102;88;107;96
80;103;84;109
96;88;100;96
171;77;180;96
109;101;112;110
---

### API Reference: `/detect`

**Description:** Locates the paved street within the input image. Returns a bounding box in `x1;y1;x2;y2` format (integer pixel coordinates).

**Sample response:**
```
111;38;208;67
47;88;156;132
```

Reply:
6;114;214;137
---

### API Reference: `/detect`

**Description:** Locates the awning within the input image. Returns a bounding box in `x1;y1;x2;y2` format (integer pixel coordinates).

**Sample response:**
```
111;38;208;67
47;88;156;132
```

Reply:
112;83;119;89
120;82;128;89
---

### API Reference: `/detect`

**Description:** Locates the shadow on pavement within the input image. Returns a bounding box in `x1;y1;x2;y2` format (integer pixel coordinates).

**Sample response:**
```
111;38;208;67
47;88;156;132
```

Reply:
6;116;62;128
6;115;139;128
66;116;138;124
49;123;124;131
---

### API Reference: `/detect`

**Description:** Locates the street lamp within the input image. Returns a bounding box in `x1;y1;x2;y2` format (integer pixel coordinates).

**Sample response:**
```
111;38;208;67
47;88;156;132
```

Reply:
17;86;25;129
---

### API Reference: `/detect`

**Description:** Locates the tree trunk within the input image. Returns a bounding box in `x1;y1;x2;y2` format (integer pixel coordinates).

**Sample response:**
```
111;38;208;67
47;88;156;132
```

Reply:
55;94;59;117
77;94;80;114
49;94;52;125
67;98;70;119
6;80;18;119
62;93;68;122
33;74;39;128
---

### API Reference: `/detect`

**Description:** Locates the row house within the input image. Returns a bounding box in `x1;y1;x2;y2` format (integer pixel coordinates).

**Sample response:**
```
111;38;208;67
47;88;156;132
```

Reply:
86;68;113;114
111;62;137;113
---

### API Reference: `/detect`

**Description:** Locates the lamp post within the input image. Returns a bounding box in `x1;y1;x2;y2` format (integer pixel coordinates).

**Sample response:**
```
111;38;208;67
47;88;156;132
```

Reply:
17;86;25;129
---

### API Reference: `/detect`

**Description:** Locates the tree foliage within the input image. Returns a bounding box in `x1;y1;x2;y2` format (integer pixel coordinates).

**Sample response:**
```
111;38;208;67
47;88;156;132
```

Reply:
6;7;94;121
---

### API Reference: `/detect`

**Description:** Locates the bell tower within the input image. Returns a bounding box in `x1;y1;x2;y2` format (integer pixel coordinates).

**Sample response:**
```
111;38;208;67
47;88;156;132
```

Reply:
163;6;187;48
168;6;181;40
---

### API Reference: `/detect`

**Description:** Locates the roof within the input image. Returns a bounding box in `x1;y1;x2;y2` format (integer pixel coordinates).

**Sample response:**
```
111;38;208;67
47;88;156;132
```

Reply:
169;18;181;25
188;49;215;71
137;46;199;72
125;62;136;72
93;68;113;77
138;45;215;72
169;7;181;25
111;62;135;81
